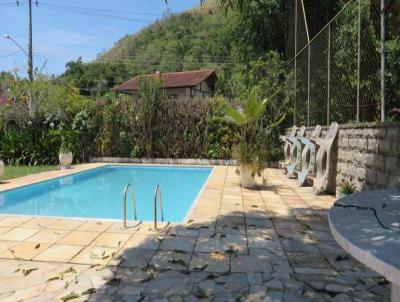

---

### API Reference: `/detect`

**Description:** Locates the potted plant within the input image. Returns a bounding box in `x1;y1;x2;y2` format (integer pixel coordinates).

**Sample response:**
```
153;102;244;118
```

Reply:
337;176;357;199
222;94;270;188
59;136;73;170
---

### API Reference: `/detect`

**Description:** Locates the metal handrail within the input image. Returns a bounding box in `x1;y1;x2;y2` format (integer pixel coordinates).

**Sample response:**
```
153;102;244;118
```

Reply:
123;183;137;228
153;184;164;229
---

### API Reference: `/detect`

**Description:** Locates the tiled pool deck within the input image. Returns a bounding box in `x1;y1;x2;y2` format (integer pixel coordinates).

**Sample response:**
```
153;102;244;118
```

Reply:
0;164;390;301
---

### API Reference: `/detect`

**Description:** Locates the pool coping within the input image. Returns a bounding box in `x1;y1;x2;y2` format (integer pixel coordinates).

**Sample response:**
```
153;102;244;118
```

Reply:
0;163;216;224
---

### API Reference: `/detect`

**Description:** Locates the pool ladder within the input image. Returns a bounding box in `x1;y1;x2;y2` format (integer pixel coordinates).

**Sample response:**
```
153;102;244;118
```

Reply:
153;184;164;229
122;183;166;229
123;183;137;228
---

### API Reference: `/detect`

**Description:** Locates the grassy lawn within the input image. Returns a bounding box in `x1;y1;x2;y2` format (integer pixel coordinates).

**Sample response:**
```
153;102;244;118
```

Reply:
0;165;56;181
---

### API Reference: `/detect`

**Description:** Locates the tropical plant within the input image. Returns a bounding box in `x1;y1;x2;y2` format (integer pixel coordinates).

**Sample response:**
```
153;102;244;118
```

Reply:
222;92;269;176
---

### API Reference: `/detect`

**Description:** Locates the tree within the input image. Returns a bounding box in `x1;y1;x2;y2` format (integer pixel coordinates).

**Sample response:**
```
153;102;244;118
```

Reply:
61;58;130;96
138;76;166;157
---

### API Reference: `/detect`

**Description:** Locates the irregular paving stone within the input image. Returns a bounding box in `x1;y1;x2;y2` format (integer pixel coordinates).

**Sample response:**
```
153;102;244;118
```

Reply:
246;218;273;228
231;248;274;273
249;285;267;301
195;279;225;298
145;271;193;298
282;291;311;302
293;267;337;276
112;248;155;268
280;238;321;254
324;284;354;294
305;281;325;291
195;233;248;254
214;273;249;294
120;295;142;302
352;289;383;300
159;235;196;252
287;252;331;269
264;290;284;302
283;280;305;293
369;284;391;297
189;252;229;273
119;285;144;296
333;275;358;286
271;260;293;277
149;250;192;271
247;234;283;251
301;290;328;302
215;215;246;235
264;278;284;291
247;272;264;286
333;293;352;302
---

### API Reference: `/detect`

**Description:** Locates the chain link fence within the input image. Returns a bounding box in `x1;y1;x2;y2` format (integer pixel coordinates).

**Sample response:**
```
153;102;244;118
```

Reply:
287;0;392;126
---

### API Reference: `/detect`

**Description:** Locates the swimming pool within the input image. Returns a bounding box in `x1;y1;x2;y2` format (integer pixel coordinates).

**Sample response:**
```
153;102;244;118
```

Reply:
0;165;212;222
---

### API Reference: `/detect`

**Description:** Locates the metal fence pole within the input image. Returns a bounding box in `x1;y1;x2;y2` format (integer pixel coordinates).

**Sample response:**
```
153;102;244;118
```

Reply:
381;0;385;122
307;45;310;127
356;0;361;123
327;24;331;126
294;0;298;126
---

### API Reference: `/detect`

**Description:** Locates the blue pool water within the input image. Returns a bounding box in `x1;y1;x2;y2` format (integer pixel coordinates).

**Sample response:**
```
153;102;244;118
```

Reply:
0;165;212;222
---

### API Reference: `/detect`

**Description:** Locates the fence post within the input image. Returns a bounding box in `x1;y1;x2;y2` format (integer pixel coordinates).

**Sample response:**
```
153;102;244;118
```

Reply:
327;24;331;126
307;45;310;127
294;0;298;126
356;0;361;123
381;0;385;122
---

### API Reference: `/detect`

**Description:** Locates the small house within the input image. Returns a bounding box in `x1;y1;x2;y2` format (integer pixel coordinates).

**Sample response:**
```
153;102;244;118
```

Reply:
113;69;217;99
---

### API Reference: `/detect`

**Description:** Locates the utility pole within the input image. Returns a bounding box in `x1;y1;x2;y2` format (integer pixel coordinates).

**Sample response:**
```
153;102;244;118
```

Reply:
28;0;33;82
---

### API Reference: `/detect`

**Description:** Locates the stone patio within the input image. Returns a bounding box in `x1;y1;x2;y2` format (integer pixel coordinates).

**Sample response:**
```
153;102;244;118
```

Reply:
0;165;391;301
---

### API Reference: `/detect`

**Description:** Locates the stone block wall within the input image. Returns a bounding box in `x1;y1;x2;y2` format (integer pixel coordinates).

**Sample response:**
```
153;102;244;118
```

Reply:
286;122;400;193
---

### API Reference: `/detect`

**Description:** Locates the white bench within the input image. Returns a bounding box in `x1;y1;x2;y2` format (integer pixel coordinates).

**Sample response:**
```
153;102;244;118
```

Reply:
329;189;400;302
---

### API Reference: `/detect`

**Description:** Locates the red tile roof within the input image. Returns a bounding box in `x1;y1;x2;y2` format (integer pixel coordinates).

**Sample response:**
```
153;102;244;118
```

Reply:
113;69;217;92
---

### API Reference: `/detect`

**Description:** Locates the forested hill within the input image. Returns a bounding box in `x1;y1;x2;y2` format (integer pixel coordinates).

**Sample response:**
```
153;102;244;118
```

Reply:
97;0;235;75
61;0;243;96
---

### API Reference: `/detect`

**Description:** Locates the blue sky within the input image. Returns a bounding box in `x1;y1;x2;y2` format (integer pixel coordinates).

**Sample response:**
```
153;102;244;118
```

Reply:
0;0;199;76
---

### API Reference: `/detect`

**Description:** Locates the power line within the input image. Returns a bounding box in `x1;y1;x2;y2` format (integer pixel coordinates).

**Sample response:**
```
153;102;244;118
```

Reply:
38;3;154;23
0;50;21;59
39;1;163;17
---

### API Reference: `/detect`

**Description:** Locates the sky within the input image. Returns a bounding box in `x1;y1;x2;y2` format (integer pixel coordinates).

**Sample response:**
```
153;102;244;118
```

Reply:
0;0;199;77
